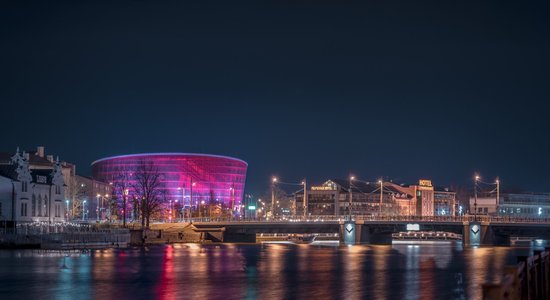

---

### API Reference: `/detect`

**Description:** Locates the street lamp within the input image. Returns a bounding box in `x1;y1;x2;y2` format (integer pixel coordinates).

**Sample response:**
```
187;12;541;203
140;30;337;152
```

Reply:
378;179;383;215
123;188;129;227
474;174;480;221
271;177;277;217
96;193;100;221
65;200;69;221
200;200;205;218
190;180;196;216
349;176;355;218
302;179;307;218
495;178;500;216
229;186;235;218
82;200;87;221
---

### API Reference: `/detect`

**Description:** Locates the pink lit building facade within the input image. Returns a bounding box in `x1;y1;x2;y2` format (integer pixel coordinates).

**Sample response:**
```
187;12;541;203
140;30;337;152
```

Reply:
91;153;248;217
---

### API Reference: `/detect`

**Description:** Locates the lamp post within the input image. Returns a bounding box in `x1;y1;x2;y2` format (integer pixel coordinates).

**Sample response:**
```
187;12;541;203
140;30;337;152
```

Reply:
65;200;69;221
123;188;129;227
82;200;87;221
378;179;383;216
474;174;480;222
302;179;307;218
271;177;277;217
199;200;205;218
349;176;354;218
96;194;100;221
190;180;196;217
495;178;500;216
229;186;235;218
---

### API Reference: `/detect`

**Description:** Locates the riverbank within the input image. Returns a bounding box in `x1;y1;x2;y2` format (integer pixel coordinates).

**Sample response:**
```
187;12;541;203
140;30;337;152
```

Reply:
0;228;131;250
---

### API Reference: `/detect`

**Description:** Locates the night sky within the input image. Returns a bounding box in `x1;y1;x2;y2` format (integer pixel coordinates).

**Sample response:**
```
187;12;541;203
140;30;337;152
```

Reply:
1;1;549;196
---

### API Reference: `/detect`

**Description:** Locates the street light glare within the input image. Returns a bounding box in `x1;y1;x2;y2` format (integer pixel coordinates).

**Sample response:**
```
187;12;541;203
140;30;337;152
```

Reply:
272;177;278;183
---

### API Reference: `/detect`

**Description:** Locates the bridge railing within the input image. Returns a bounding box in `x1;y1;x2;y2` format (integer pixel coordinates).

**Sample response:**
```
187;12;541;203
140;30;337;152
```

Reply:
187;215;550;224
482;248;550;300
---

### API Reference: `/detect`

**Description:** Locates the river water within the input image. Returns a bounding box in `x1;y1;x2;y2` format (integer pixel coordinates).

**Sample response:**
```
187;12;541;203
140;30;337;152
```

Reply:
0;242;540;300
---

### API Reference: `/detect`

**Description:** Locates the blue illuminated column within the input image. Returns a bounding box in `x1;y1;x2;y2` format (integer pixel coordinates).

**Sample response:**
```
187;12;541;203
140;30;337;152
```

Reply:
65;200;69;221
343;221;356;245
469;222;481;247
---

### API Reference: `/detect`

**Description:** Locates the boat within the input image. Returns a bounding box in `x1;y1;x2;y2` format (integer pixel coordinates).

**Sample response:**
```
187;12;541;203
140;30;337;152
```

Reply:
288;234;316;244
392;231;462;244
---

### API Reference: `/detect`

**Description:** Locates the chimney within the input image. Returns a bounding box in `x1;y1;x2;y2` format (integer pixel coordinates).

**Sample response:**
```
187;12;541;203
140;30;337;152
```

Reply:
47;155;54;163
37;146;45;158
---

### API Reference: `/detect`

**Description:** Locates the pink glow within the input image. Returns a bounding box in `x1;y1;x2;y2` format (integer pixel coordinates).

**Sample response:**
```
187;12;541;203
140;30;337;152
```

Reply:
91;153;247;207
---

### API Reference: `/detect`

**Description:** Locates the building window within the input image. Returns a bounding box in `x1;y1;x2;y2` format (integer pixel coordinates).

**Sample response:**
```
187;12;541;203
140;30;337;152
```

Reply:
32;195;36;217
21;181;27;192
38;196;42;217
21;202;27;217
44;196;48;217
56;185;61;195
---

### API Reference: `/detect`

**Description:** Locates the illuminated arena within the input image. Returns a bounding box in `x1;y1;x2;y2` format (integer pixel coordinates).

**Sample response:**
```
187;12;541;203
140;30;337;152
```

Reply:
91;153;248;214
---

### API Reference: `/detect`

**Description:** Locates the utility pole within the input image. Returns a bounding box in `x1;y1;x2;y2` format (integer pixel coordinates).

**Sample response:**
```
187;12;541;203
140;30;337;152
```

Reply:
379;179;383;216
349;176;354;218
271;177;277;218
302;179;307;218
496;177;500;216
96;194;100;221
474;175;479;222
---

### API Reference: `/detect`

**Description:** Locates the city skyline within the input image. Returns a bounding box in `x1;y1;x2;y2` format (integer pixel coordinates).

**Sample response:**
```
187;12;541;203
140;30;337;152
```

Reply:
1;1;549;195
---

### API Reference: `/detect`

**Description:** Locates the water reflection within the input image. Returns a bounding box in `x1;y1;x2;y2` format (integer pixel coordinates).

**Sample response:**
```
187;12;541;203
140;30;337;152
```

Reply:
0;244;536;299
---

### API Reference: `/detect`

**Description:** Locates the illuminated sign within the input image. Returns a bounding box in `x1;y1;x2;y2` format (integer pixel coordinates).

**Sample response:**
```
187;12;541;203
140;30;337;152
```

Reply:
418;179;432;187
406;223;420;231
248;205;256;210
311;186;335;191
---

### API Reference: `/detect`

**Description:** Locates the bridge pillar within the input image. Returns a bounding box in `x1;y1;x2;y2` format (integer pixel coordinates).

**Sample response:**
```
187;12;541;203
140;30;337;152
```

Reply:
341;221;357;245
463;222;500;246
340;222;391;245
463;222;481;247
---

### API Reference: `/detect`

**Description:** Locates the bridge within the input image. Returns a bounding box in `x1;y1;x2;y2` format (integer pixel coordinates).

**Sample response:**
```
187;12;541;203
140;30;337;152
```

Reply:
189;216;550;245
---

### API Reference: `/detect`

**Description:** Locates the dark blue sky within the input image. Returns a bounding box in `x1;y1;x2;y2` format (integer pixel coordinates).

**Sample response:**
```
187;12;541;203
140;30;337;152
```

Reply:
1;0;549;195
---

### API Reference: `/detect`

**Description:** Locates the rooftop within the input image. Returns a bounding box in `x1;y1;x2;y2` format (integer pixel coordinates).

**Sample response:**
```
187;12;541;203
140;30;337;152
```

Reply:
91;153;248;166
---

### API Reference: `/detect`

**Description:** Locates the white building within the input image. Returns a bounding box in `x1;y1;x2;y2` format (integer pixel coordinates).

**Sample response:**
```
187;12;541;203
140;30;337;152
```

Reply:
0;149;66;223
469;193;550;217
468;197;498;215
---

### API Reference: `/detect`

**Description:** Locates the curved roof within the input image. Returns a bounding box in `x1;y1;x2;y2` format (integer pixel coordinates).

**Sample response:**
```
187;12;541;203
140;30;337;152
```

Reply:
91;153;248;166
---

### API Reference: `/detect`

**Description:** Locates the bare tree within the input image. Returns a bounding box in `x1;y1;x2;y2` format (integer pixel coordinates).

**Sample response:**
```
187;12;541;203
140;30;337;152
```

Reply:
112;171;132;227
66;177;88;220
132;160;163;228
